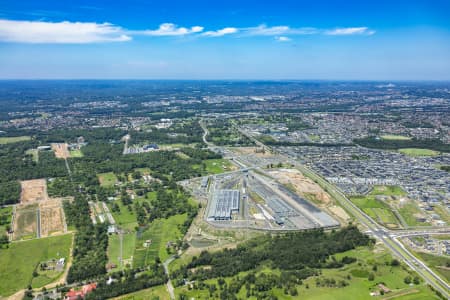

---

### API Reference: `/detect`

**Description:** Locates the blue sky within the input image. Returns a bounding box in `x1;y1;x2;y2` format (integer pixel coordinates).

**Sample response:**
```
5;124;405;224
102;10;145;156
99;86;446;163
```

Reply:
0;0;449;80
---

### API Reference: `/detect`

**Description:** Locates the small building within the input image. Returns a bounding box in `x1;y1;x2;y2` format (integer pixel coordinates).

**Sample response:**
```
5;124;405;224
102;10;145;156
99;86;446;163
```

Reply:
107;225;117;234
64;283;97;300
378;284;391;294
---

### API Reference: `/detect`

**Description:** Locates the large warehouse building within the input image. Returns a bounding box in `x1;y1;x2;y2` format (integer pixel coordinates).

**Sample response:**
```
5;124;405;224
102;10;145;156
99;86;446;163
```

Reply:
207;189;240;221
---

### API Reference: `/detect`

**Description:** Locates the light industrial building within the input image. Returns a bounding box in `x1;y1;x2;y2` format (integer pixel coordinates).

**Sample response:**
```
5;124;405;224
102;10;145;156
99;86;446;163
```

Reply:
207;189;240;221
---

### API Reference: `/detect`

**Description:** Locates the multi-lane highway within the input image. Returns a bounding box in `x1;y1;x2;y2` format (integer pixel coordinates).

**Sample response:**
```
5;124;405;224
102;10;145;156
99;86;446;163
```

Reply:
234;126;450;298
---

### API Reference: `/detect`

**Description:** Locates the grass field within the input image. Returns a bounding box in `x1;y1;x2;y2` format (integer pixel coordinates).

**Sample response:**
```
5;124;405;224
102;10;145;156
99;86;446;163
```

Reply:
134;214;187;267
0;233;72;297
112;284;169;299
381;134;412;141
371;185;407;196
108;201;138;230
0;206;12;236
69;149;83;158
14;204;39;240
351;195;399;228
174;246;438;300
25;149;39;162
432;205;450;224
399;148;439;157
108;233;136;269
0;136;31;144
98;172;118;187
398;201;429;227
204;159;235;174
350;186;407;228
414;252;450;283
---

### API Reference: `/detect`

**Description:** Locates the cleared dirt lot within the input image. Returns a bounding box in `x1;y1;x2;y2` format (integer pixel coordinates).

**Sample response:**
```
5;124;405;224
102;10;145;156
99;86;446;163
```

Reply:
268;168;331;205
14;179;67;240
232;146;274;157
20;179;48;204
51;143;70;159
39;198;65;237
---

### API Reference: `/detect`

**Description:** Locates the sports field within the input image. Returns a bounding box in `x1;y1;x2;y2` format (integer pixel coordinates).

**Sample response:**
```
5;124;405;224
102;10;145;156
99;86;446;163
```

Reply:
204;159;236;174
0;233;72;297
399;148;439;157
0;136;31;144
381;134;412;141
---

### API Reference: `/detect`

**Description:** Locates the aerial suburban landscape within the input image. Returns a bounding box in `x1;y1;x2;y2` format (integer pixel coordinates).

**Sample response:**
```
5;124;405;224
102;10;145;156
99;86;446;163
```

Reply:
0;1;449;300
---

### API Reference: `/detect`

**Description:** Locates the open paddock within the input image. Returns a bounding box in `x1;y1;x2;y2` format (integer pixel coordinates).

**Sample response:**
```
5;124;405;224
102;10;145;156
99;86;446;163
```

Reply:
13;203;38;240
20;179;48;204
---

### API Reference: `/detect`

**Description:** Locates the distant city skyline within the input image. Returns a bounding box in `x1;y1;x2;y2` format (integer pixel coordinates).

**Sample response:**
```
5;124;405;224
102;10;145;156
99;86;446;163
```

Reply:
0;0;449;80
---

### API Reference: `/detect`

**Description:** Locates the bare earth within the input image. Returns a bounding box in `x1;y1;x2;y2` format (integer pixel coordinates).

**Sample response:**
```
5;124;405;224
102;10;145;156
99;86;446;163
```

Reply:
20;179;48;204
13;179;67;240
232;146;273;157
39;198;65;237
51;143;70;159
268;168;331;205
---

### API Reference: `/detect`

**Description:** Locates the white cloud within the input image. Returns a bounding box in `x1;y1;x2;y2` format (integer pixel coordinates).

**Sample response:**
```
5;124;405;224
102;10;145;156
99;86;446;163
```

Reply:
139;23;204;36
0;19;131;43
275;36;291;42
0;19;375;44
325;27;375;36
245;24;290;36
202;27;238;37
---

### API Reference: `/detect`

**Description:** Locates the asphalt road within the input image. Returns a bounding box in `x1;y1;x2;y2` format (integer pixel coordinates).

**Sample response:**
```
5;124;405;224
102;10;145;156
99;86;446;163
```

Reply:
236;127;450;298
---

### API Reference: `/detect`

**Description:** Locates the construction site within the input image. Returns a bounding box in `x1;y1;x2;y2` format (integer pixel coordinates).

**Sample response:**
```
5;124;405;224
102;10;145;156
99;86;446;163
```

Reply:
202;168;339;231
11;179;68;240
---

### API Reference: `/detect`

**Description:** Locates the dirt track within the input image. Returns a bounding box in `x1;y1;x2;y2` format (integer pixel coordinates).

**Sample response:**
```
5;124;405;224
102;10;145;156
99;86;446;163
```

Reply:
51;143;70;159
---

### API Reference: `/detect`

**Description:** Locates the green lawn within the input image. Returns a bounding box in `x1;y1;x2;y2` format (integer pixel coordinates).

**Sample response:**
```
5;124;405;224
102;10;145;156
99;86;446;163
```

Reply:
98;172;118;187
399;148;439;157
204;159;235;174
0;136;31;144
0;234;72;297
134;214;188;267
381;134;412;141
108;232;136;269
69;149;83;158
112;284;169;299
0;206;12;236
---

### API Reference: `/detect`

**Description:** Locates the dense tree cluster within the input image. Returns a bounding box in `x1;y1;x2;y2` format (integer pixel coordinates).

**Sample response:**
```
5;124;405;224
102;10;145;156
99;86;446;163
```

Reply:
0;181;20;206
354;137;450;152
172;226;372;284
64;194;108;283
84;265;167;300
